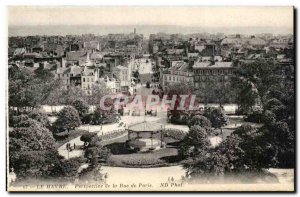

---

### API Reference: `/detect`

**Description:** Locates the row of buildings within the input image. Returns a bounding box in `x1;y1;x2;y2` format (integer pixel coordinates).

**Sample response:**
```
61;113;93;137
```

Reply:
8;31;294;98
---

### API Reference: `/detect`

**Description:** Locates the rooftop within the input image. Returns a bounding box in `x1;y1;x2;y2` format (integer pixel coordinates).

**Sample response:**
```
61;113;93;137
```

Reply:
128;121;163;133
193;61;232;69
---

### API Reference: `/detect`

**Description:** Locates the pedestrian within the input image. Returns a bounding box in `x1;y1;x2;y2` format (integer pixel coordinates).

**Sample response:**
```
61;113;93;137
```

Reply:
66;143;69;151
74;143;76;149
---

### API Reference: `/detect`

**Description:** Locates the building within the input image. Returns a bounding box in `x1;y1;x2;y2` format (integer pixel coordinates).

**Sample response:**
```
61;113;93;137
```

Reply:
162;61;193;90
81;66;100;95
113;65;130;94
99;76;120;94
193;60;233;89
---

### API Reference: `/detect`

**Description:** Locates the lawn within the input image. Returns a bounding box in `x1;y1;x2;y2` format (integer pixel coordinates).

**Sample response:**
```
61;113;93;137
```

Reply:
106;147;179;167
103;133;183;168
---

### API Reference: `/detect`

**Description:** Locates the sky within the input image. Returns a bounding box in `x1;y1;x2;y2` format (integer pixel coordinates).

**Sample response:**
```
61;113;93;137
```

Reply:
8;6;293;29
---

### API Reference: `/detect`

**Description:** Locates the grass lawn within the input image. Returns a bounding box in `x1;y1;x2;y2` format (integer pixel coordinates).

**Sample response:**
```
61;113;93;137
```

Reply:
103;133;183;167
107;147;179;167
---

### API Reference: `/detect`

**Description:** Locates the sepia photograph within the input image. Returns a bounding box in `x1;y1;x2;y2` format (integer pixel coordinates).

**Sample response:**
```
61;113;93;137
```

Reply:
6;6;295;192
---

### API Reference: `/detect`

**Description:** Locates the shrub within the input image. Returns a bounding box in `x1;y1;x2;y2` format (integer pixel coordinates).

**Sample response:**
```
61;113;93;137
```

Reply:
54;106;81;132
164;129;186;141
244;109;264;123
28;109;51;129
72;99;89;117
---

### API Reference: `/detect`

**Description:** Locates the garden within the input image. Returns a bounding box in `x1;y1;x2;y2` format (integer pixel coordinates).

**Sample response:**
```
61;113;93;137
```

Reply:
102;129;187;168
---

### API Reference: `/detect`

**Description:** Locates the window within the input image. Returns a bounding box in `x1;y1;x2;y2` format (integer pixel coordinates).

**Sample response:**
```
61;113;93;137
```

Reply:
91;78;94;82
83;78;85;82
87;78;90;82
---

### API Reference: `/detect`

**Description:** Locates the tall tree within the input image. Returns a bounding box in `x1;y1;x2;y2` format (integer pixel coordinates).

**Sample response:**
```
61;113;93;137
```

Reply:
204;108;228;139
54;106;81;133
232;59;280;114
72;98;89;117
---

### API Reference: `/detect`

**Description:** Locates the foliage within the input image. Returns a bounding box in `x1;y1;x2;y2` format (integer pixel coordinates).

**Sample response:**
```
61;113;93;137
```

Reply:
28;109;51;129
9;114;29;128
166;81;194;111
81;132;109;167
9;116;60;179
65;84;88;105
9;66;58;110
80;132;98;144
54;106;81;132
184;151;229;181
231;59;280;114
89;83;111;105
204;107;228;129
188;115;212;129
185;125;211;150
93;100;119;124
164;128;187;141
244;109;264;123
9;119;55;152
220;124;273;172
72;98;89;117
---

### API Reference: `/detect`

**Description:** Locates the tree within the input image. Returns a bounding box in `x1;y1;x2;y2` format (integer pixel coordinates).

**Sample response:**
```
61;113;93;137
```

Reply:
9;114;29;128
80;132;98;145
204;108;228;139
28;109;51;129
187;125;211;150
180;125;211;158
72;98;89;117
9;66;59;111
54;106;81;133
226;124;271;171
231;59;280;114
9;119;55;152
9;110;83;181
166;81;194;110
183;151;229;182
9;66;41;110
43;82;66;111
195;82;215;106
9;118;57;178
65;84;88;105
81;132;109;168
93;98;117;125
188;115;212;129
89;83;110;105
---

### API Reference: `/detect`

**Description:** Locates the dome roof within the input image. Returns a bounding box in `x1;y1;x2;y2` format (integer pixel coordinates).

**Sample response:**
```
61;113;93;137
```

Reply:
128;121;163;132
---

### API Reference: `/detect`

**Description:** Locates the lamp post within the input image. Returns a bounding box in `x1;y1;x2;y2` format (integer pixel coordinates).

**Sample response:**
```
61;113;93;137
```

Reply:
160;125;163;148
100;114;103;136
